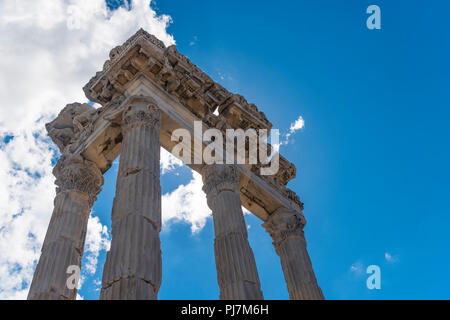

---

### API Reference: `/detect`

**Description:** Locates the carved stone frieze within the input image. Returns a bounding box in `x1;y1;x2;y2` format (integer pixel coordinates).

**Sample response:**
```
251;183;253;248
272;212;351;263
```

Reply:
218;94;272;132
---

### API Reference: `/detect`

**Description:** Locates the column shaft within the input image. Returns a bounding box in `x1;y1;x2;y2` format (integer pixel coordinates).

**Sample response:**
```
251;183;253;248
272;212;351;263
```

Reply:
100;98;162;300
203;165;264;300
263;208;324;300
28;155;103;300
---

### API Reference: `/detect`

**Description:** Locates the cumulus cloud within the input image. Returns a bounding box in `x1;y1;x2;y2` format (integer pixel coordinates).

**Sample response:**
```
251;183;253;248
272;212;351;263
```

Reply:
162;172;211;233
289;116;305;133
279;115;305;147
83;215;111;275
0;122;57;300
160;148;184;175
271;115;305;153
0;0;174;299
0;0;174;133
160;167;251;234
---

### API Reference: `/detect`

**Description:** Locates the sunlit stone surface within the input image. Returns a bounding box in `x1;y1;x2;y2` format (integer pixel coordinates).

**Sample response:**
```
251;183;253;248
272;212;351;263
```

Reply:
29;29;323;300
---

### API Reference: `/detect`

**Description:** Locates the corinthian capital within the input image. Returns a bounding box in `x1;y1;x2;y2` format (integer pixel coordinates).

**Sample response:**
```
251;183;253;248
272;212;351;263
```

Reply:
262;207;307;247
201;164;240;199
53;154;104;205
121;96;161;133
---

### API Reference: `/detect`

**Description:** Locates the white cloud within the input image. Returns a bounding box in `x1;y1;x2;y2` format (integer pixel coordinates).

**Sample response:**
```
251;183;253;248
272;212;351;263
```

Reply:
161;168;252;234
289;116;305;133
385;252;398;263
0;122;57;300
162;171;211;233
0;0;174;300
83;215;111;275
160;148;184;175
279;115;305;148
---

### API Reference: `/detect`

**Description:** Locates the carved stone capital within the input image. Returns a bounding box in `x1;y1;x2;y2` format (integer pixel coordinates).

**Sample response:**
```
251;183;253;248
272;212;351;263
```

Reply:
53;154;104;205
262;207;307;248
201;164;240;200
121;96;161;134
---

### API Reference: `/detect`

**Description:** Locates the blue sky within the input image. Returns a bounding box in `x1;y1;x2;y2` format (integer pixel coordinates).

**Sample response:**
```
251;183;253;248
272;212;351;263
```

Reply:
0;0;447;300
74;0;450;300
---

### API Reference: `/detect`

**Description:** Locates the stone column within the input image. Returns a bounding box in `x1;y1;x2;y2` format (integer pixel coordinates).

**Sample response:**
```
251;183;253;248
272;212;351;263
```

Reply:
263;207;324;300
28;154;103;300
202;164;264;300
100;96;162;300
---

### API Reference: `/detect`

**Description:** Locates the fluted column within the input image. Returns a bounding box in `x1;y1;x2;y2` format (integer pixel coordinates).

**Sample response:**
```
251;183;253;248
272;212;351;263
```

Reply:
263;207;324;300
28;154;103;300
100;96;162;300
202;164;264;300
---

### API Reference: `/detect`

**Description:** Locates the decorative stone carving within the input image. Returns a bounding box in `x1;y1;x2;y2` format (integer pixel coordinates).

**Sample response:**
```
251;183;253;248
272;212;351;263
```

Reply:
202;164;240;203
218;94;272;132
122;101;161;134
282;187;304;210
46;103;96;152
263;207;307;248
53;154;103;205
203;113;232;133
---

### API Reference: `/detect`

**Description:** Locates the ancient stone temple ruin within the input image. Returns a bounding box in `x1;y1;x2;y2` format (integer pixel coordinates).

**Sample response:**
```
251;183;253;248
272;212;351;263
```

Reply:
27;29;324;300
